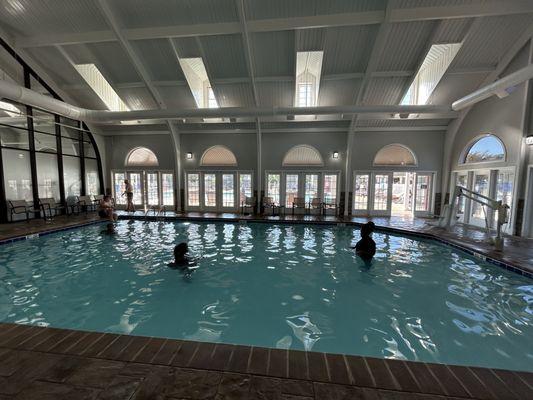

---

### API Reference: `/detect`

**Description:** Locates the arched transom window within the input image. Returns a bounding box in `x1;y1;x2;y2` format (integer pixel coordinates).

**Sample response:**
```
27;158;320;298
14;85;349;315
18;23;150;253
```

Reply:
373;144;417;166
126;147;159;167
282;145;324;166
200;145;237;166
462;134;505;164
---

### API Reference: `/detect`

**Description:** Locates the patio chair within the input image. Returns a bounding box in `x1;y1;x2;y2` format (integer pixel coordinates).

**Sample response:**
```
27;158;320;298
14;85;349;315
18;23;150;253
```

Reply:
241;196;256;214
92;194;104;207
292;197;306;215
307;198;323;215
77;195;98;214
262;196;278;215
322;201;339;216
38;198;66;220
7;200;40;222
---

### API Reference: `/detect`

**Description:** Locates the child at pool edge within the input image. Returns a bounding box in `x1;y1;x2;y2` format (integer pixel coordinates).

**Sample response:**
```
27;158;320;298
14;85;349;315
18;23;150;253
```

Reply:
353;222;376;262
168;242;195;270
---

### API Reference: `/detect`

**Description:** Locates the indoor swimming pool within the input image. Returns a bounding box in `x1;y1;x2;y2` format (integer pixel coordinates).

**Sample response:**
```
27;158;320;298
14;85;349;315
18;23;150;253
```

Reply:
0;220;531;372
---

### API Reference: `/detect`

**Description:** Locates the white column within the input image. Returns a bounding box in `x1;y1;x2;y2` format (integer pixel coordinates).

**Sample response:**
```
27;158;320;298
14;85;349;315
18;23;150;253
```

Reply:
256;118;262;214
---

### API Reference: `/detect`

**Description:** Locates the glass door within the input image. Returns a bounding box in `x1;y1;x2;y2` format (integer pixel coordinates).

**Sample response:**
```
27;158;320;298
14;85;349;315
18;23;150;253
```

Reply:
221;173;236;211
127;172;144;208
413;173;433;217
304;174;319;204
353;173;370;215
113;172;127;205
161;173;175;207
203;173;217;210
285;174;299;207
470;170;490;227
371;173;392;216
146;172;159;206
455;173;468;222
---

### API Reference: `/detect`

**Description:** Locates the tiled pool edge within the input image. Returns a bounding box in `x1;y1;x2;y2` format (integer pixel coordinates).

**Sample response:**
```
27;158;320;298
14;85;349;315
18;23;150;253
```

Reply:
0;322;531;400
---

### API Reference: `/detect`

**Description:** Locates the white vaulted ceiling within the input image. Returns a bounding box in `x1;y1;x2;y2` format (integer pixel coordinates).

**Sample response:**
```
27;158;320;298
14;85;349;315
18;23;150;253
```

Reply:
0;0;531;135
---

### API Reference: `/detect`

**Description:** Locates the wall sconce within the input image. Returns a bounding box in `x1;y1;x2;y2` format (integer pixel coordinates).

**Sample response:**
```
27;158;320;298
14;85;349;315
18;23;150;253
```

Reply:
526;135;533;146
332;151;339;159
186;152;193;160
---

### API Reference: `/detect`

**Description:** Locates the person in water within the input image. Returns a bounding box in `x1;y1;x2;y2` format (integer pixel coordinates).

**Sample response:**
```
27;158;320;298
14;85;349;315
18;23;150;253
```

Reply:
101;222;116;235
168;242;196;270
98;195;118;221
354;222;376;261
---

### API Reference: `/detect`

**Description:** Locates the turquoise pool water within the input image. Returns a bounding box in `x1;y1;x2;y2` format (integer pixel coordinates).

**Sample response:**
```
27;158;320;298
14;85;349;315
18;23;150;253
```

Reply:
0;221;531;371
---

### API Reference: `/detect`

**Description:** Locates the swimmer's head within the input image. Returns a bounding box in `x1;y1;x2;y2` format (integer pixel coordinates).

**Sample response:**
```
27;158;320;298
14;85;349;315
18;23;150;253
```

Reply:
106;223;115;233
361;222;375;237
174;242;188;258
103;195;111;201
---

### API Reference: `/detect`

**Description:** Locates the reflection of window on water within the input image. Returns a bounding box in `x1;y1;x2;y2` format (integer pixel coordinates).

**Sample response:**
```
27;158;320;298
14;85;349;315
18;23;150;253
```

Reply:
267;174;280;205
239;174;252;204
464;135;505;163
285;174;299;207
222;174;234;207
354;175;369;210
323;174;337;204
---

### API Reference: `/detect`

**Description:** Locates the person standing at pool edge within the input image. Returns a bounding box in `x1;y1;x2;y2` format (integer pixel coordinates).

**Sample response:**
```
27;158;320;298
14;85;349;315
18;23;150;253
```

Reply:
123;179;135;212
353;222;376;262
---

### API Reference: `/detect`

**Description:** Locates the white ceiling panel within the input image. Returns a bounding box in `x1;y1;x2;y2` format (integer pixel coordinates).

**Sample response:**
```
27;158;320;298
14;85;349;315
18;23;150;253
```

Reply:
108;0;238;29
257;82;293;107
214;83;255;107
157;85;197;109
318;79;360;106
85;42;141;84
25;46;84;85
131;39;184;81
116;87;158;110
252;31;295;77
199;35;249;79
364;77;409;105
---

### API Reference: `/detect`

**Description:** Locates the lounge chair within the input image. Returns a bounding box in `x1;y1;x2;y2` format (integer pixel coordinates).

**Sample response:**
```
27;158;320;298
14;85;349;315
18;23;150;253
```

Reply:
263;196;279;215
7;200;40;222
292;197;306;215
307;198;323;215
241;196;256;214
77;195;98;214
38;198;66;220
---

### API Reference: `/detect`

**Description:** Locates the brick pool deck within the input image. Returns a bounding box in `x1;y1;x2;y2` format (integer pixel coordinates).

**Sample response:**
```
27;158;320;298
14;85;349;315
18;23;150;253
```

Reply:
0;323;531;400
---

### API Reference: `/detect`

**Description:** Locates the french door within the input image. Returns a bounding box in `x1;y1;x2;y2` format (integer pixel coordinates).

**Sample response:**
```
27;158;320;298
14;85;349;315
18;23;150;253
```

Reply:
185;171;252;212
112;170;175;210
353;171;434;217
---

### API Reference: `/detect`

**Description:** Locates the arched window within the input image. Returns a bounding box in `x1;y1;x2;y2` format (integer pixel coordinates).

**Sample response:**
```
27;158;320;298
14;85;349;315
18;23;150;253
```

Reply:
126;147;159;167
200;145;237;166
462;134;505;164
373;144;417;166
282;145;324;166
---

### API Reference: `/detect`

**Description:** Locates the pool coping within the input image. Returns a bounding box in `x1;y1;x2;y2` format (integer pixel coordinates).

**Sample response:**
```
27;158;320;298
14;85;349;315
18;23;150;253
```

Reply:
7;213;527;279
0;322;531;399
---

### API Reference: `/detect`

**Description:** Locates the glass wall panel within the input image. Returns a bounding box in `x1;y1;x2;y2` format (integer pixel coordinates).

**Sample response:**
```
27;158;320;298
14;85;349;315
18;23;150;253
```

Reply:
83;142;96;158
61;137;80;156
304;174;318;203
456;174;468;217
128;172;143;205
2;149;32;201
146;172;159;205
239;174;252;204
0;100;26;128
187;173;200;206
85;158;99;196
373;174;389;211
471;173;489;220
36;153;60;200
0;125;29;149
0;45;24;85
34;132;57;153
323;174;337;204
114;172;126;204
267;174;280;205
415;174;430;211
162;173;174;206
222;174;234;207
285;174;299;207
63;155;81;198
354;174;369;210
32;109;56;135
204;173;217;207
495;171;514;225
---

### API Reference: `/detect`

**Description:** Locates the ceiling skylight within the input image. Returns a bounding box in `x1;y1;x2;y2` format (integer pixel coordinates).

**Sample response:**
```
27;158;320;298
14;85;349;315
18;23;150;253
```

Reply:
74;64;129;112
178;57;218;109
295;51;324;107
401;43;462;106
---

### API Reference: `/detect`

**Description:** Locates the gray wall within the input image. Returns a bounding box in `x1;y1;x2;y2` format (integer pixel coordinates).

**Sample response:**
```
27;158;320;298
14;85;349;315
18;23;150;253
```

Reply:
350;130;445;189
